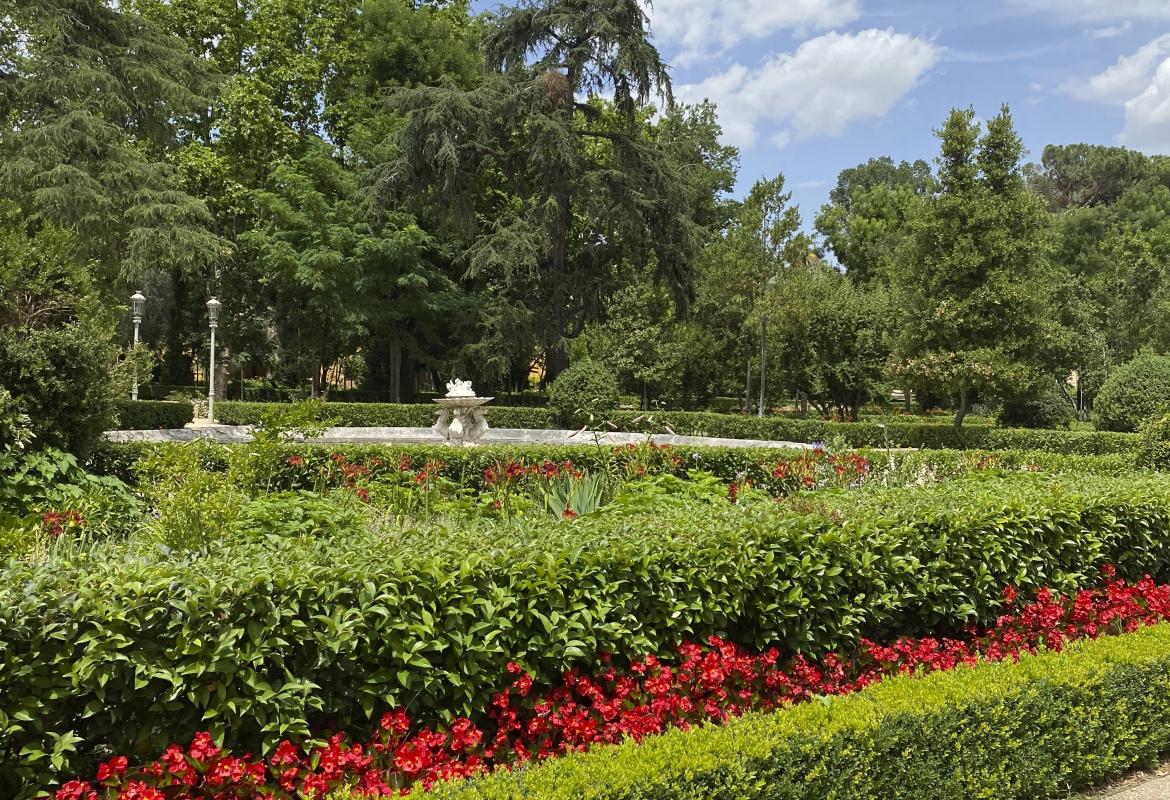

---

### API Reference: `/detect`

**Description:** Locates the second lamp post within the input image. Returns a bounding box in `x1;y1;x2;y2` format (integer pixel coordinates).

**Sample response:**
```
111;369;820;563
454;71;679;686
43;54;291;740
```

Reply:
206;297;221;423
130;291;146;401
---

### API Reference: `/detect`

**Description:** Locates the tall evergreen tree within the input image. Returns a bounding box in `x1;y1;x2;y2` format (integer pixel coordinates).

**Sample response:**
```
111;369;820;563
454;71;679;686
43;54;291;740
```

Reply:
1;0;224;290
890;106;1072;426
383;0;710;381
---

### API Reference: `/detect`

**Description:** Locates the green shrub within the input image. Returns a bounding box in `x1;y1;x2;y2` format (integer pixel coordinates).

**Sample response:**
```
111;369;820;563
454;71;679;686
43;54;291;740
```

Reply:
87;440;1142;491
112;400;195;430
415;624;1170;800
1095;351;1170;432
4;473;1170;792
0;224;118;455
547;361;620;425
998;379;1077;429
0;446;140;558
1139;414;1170;470
214;401;552;430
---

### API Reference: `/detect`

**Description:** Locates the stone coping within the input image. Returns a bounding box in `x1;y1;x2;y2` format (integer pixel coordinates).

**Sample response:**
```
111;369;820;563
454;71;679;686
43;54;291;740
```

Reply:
105;425;813;450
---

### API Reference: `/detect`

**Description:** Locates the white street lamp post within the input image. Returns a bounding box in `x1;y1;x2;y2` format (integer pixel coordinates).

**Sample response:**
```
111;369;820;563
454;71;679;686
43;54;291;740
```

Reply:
207;297;221;424
130;291;146;401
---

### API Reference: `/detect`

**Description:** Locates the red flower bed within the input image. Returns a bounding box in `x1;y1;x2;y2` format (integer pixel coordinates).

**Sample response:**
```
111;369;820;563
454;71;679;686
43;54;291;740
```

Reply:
57;566;1170;800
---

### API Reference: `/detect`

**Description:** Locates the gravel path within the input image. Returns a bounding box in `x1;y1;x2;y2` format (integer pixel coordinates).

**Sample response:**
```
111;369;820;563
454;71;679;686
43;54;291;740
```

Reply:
1084;766;1170;799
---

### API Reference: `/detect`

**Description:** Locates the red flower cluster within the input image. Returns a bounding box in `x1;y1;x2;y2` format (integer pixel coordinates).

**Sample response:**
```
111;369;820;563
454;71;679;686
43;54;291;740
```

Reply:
41;510;86;538
62;568;1170;800
762;449;870;496
483;459;582;488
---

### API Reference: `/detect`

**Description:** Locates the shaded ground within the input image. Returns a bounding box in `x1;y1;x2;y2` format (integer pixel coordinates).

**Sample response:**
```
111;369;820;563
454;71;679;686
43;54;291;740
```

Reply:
1079;763;1170;799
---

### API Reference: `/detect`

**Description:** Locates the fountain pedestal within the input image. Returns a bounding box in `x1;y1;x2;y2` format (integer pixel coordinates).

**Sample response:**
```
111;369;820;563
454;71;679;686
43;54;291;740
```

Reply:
433;380;493;446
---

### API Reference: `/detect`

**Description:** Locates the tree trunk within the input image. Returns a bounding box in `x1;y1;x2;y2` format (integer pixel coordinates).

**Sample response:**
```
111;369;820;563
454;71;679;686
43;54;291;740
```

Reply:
745;351;752;414
386;338;402;403
544;348;568;386
399;353;416;403
903;388;912;414
954;386;971;428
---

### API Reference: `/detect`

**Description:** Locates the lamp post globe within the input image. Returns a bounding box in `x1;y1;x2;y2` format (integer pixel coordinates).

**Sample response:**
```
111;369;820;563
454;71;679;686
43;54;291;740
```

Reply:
130;291;146;401
206;297;221;423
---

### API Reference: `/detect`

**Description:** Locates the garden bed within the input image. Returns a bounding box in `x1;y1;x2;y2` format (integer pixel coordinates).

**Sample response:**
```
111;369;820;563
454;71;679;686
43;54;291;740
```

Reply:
8;472;1170;794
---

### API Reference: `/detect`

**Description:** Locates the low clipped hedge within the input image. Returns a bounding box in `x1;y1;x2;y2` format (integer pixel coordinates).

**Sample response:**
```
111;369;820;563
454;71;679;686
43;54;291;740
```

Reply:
215;400;552;429
111;399;194;430
86;440;1142;488
602;409;1138;454
208;401;1139;454
5;474;1170;792
415;623;1170;800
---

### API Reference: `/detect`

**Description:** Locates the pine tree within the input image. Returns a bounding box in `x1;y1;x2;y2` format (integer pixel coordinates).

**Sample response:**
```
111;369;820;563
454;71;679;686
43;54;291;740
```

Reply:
891;106;1071;426
383;0;713;381
1;0;225;290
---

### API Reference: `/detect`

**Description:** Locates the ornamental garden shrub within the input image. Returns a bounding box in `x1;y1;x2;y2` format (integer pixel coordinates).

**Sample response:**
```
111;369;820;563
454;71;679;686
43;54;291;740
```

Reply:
6;473;1170;792
998;379;1077;429
1139;413;1170;470
412;623;1170;800
547;361;620;425
86;440;1142;496
1094;350;1170;432
111;399;194;430
55;575;1170;798
0;224;118;455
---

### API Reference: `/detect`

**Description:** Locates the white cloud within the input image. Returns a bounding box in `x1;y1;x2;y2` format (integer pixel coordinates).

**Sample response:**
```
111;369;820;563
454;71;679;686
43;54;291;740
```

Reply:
1071;33;1170;103
1123;59;1170;152
645;0;861;64
1007;0;1170;22
676;29;939;150
1088;21;1133;39
1075;35;1170;152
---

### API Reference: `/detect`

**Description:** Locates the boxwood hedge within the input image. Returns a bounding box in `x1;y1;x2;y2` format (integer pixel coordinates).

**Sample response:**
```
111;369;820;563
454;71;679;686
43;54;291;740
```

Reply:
111;399;194;430
4;474;1170;793
208;401;1140;454
414;623;1170;800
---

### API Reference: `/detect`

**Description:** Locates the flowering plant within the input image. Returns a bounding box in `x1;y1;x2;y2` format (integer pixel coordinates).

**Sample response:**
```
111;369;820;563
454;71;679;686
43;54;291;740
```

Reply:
59;568;1170;799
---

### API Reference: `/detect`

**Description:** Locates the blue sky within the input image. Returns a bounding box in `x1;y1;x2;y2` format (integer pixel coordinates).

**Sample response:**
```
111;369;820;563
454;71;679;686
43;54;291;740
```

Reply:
475;0;1170;225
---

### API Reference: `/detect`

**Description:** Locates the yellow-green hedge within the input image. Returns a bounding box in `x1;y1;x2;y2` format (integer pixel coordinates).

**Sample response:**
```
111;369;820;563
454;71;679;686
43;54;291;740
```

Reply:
412;623;1170;799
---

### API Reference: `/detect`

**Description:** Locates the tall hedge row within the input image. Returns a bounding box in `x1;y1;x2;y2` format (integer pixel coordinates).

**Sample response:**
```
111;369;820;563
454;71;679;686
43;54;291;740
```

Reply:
416;624;1170;800
4;474;1170;793
209;401;1140;454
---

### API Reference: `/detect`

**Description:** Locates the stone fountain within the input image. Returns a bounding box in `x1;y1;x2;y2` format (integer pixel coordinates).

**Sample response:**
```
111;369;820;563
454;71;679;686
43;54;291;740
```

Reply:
433;379;493;446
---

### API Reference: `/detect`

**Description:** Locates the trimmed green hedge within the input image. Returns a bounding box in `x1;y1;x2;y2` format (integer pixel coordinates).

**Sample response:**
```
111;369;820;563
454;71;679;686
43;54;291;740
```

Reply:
215;400;553;429
208;401;1139;454
85;440;1142;490
415;623;1170;800
4;474;1170;792
111;400;194;430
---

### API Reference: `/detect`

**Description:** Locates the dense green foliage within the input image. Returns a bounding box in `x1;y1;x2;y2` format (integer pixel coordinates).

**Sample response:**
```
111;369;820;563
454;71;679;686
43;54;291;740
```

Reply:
3;471;1169;791
112;400;195;430
888;107;1074;427
0;447;139;557
546;361;620;424
1094;351;1170;432
0;224;119;454
5;0;1170;446
89;440;1141;490
413;624;1170;800
761;266;888;420
998;378;1077;429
